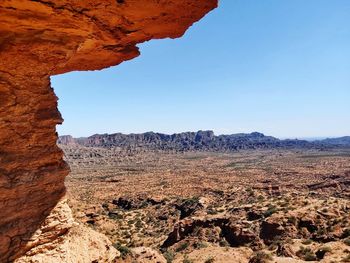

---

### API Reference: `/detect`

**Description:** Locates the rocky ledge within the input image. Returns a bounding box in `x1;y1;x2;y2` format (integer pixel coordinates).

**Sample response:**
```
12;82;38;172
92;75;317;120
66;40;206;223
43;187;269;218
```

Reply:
0;0;217;261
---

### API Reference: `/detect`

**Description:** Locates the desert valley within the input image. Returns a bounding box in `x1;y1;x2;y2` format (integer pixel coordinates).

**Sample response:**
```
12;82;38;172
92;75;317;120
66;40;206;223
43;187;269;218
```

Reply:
58;131;350;262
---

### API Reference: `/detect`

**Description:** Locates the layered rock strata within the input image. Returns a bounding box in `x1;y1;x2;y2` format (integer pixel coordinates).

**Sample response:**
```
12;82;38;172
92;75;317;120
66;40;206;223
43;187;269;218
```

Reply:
0;0;217;261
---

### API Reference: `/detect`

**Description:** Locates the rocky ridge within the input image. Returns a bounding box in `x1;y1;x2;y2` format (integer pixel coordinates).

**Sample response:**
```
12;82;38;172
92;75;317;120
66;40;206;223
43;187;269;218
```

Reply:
58;131;349;152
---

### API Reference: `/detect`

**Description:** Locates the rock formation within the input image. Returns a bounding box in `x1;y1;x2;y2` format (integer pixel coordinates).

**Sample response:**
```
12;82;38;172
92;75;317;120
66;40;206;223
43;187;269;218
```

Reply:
59;130;317;151
0;0;217;261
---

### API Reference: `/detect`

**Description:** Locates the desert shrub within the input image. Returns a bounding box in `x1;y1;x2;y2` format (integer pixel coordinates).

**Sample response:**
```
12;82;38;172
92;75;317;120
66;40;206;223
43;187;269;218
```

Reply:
249;251;273;263
246;188;254;196
135;218;143;229
287;216;297;225
301;239;313;245
183;255;193;263
304;253;317;261
108;212;123;220
137;200;148;208
257;195;265;202
122;230;131;239
207;208;218;215
163;250;175;263
297;246;317;261
263;206;278;218
182;196;199;206
193;241;208;249
317;227;326;236
127;219;135;225
112;242;130;259
176;241;189;252
193;226;201;235
219;239;230;247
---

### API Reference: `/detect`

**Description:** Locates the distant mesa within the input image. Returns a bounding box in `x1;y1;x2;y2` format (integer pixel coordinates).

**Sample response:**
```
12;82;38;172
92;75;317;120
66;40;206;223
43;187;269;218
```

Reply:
58;131;350;151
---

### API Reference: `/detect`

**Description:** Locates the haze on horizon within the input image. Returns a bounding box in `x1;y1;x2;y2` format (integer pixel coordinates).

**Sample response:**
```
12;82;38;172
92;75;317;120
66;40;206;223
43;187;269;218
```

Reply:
52;0;350;139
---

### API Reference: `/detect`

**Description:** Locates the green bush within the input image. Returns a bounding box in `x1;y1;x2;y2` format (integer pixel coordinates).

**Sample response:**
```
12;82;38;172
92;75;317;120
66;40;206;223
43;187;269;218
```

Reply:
219;239;230;247
288;216;298;226
193;241;208;249
112;242;130;259
263;206;278;218
163;250;175;263
176;241;189;252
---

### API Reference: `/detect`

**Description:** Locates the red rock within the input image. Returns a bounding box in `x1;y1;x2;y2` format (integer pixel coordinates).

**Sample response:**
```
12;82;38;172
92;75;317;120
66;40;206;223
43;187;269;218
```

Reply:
0;0;217;261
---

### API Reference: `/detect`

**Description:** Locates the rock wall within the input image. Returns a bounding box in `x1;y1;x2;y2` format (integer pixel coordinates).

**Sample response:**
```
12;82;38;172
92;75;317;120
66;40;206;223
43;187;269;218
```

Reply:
0;0;217;261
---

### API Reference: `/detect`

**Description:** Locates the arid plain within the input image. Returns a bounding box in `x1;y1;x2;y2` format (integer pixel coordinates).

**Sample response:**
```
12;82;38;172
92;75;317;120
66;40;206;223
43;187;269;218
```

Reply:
60;143;350;263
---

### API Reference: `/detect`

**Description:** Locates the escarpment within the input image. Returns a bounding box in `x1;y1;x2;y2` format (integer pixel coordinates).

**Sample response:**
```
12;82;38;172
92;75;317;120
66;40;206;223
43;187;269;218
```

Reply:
0;0;217;261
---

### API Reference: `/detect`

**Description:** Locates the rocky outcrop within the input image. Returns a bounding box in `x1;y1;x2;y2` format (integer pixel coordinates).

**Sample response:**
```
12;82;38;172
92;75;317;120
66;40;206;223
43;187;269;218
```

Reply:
0;0;217;261
161;217;230;248
175;197;203;219
0;75;68;262
13;200;119;263
131;247;166;263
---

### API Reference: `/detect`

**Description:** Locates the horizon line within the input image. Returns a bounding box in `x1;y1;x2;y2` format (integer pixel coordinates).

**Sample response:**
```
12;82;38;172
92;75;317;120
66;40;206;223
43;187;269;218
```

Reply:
57;130;349;141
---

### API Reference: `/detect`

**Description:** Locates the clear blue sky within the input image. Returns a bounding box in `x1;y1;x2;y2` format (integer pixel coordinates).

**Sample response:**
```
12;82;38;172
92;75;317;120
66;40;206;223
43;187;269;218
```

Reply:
53;0;350;139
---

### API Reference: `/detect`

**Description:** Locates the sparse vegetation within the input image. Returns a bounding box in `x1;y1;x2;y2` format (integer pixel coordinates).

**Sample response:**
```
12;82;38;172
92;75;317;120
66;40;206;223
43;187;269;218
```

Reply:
263;205;278;218
301;239;313;245
297;246;317;261
112;242;130;259
182;255;193;263
63;148;350;262
219;239;230;247
176;242;189;252
249;251;273;263
163;250;175;263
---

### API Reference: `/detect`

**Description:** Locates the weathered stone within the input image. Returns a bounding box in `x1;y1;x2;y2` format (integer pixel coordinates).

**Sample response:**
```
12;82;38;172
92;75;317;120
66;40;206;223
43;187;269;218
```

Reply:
222;223;258;247
0;0;217;261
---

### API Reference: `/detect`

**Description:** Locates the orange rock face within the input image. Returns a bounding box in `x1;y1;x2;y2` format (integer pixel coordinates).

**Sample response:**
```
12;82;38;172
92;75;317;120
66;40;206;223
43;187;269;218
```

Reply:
0;0;217;261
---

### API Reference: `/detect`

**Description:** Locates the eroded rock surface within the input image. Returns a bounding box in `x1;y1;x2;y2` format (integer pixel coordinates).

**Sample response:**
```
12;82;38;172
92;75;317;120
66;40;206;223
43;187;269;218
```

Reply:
0;0;217;261
13;199;119;263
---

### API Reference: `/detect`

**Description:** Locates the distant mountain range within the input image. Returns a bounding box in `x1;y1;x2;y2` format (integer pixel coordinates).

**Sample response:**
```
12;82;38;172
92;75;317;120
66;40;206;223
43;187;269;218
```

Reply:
57;131;350;151
315;136;350;146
